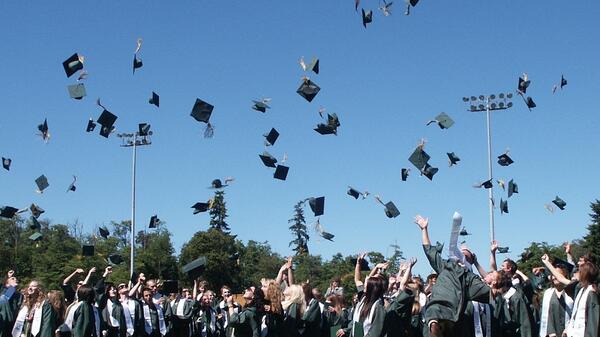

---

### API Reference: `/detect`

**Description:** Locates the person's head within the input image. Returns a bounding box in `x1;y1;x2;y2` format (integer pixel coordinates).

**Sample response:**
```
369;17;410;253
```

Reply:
265;280;283;315
27;280;41;296
23;280;45;308
47;290;66;323
206;290;216;303
330;277;341;288
301;282;313;303
501;259;518;276
426;273;437;286
146;280;158;295
142;288;154;304
491;270;512;292
118;283;129;297
181;288;191;299
198;280;209;293
201;293;211;307
461;248;475;264
242;287;255;307
106;283;118;298
578;252;596;267
253;287;266;313
579;262;599;288
311;288;322;301
77;285;96;304
76;280;84;291
281;284;305;313
221;286;231;299
552;265;570;289
359;276;387;321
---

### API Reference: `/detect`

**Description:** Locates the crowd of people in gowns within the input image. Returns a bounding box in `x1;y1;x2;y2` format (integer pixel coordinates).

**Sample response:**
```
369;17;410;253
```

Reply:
0;215;598;337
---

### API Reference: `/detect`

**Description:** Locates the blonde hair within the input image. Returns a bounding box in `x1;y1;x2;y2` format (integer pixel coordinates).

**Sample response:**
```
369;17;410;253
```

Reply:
281;284;306;315
266;281;283;315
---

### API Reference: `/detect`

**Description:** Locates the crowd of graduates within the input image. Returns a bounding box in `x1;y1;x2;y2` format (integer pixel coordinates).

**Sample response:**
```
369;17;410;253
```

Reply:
0;215;599;337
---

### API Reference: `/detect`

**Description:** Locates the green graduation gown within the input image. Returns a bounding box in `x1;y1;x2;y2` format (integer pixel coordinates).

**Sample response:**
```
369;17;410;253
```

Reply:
545;290;572;337
494;288;533;337
282;303;302;337
0;287;23;337
348;300;385;337
383;290;414;337
565;286;599;337
229;306;259;337
302;299;321;337
72;302;99;337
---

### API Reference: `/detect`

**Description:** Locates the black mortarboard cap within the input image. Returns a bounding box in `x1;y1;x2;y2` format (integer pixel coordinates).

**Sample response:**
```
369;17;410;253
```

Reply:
97;110;117;128
401;168;409;181
82;245;95;257
63;53;83;78
361;9;373;28
429;112;455;129
192;201;211;214
296;78;320;102
132;54;143;74
107;254;124;266
190;99;214;123
308;57;319;75
252;100;270;113
320;231;334;241
500;199;509;214
259;152;278;168
149;92;159;107
2;157;11;171
35;175;49;193
274;165;289;180
525;97;536;110
67;178;77;193
560;75;567;88
0;206;19;219
29;232;43;242
447;152;460;166
347;187;360;199
408;147;430;171
309;197;325;216
38;119;49;134
384;201;400;218
30;204;45;218
99;226;110;239
552;196;566;210
422;164;439;181
149;215;159;229
138;123;151;136
480;179;493;189
162;280;179;294
497;153;514;166
351;258;370;271
314;123;337;135
99;126;114;138
68;83;86;100
518;76;530;94
553;257;574;274
86;118;96;132
497;246;510;254
459;227;470;236
211;179;224;189
182;257;207;279
409;0;419;5
30;216;41;230
508;179;518;198
265;128;279;146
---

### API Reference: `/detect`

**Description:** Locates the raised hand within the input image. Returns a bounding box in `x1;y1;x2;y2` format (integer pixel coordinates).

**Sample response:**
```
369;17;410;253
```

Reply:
491;240;498;253
76;268;85;274
414;215;428;230
7;270;14;278
541;254;550;263
564;242;571;254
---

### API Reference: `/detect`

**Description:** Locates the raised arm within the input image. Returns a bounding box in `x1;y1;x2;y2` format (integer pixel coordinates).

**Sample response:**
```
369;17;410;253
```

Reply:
63;268;84;285
564;242;575;266
192;279;198;300
541;254;570;285
354;252;366;288
82;267;96;286
490;241;498;271
415;215;430;246
473;254;489;278
398;258;416;291
287;262;294;286
129;273;145;298
276;257;293;285
368;262;389;281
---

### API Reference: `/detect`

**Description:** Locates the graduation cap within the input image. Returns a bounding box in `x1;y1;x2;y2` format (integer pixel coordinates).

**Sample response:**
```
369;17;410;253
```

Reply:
30;204;45;218
296;78;321;102
97;109;117;138
68;83;86;100
459;227;471;236
474;179;493;189
38;119;50;142
29;216;41;230
347;186;368;200
259;152;278;168
553;257;574;274
500;199;509;214
314;124;336;135
192;201;212;214
497;246;510;254
408;146;430;171
162;280;179;294
149;215;160;229
497;179;506;190
2;157;11;171
82;245;95;257
361;9;373;28
525;96;536;110
517;74;530;94
379;0;393;16
307;57;319;74
132;54;143;74
508;179;518;198
320;231;334;241
0;206;19;219
99;226;110;239
401;168;409;181
138;123;151;136
107;254;124;266
86;118;96;132
421;164;439;181
67;176;77;192
29;232;43;242
447;152;460;166
497;153;514;166
211;179;226;189
405;0;419;15
182;257;207;279
35;175;49;193
274;165;289;180
190;98;214;138
552;196;566;210
427;112;455;129
252;99;271;113
62;53;84;78
384;201;400;218
351;258;370;271
264;128;279;146
560;75;568;89
149;92;159;107
308;197;325;216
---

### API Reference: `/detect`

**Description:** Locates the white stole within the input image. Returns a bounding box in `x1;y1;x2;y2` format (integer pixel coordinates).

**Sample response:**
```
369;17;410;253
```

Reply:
176;299;186;317
503;287;517;310
352;298;381;336
31;301;45;337
107;299;134;335
143;302;166;336
107;300;120;327
565;285;593;337
12;306;29;337
539;288;554;337
126;299;136;323
472;301;491;337
199;308;216;337
64;301;84;330
260;315;268;337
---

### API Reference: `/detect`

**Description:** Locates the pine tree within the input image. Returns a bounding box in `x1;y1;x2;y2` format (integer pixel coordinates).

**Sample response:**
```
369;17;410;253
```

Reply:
288;201;309;255
209;190;230;232
583;200;600;263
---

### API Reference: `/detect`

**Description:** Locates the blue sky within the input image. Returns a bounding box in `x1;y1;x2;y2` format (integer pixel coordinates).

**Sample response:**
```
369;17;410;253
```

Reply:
1;1;599;276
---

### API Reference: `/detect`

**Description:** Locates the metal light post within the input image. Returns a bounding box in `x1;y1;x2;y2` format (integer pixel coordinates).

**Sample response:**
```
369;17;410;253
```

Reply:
117;125;153;278
462;94;513;243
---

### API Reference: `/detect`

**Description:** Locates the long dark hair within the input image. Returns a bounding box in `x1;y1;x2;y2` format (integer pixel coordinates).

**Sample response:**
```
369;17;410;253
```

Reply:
77;285;96;304
359;276;387;321
579;262;599;291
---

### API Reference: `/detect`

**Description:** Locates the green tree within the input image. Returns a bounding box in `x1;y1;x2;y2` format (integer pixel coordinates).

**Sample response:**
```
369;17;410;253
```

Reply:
238;241;283;287
288;201;309;255
179;228;240;291
583;200;600;264
387;243;405;275
136;227;179;280
516;242;565;274
293;253;323;284
209;190;230;232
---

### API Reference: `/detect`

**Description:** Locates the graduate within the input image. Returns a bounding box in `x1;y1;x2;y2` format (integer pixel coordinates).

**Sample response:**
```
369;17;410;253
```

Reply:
140;288;166;337
324;278;344;299
195;292;220;337
227;287;260;337
61;269;95;305
168;288;197;337
262;281;284;337
301;283;321;337
413;215;491;337
339;276;387;337
490;270;533;337
323;295;348;337
67;285;101;337
280;285;305;337
215;286;239;337
98;283;134;337
538;263;573;337
383;259;417;337
118;283;144;337
1;272;22;337
12;280;58;337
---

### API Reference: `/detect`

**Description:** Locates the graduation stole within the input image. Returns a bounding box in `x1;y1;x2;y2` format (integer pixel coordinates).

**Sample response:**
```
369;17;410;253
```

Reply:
565;285;594;337
199;307;216;336
143;302;166;336
472;301;491;337
352;298;382;337
539;288;574;337
176;298;187;317
107;299;135;335
64;301;83;331
93;305;101;337
12;305;29;337
31;301;45;336
502;287;517;311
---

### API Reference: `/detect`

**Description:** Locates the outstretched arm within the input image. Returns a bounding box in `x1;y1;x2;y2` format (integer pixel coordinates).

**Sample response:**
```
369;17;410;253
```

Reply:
398;258;417;291
276;257;293;285
473;254;489;278
63;268;84;285
564;243;575;266
414;215;430;246
541;254;570;285
354;252;366;288
82;267;96;286
490;241;498;271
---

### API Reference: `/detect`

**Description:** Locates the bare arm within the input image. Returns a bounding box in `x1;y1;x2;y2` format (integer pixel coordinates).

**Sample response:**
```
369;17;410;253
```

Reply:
354;253;366;288
541;254;571;285
414;215;430;245
82;267;96;285
276;257;292;285
398;258;416;291
473;255;489;278
490;241;498;271
63;268;84;285
129;273;145;298
565;243;575;265
514;269;529;282
287;264;294;286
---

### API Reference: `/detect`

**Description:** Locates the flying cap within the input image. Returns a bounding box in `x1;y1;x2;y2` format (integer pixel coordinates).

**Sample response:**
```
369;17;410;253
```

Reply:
183;257;207;280
192;201;212;214
30;204;45;219
0;206;19;219
38;119;50;141
459;228;471;236
384;201;400;218
427;112;455;129
351;258;370;271
347;187;363;199
421;164;439;181
560;75;567;89
552;196;566;210
264;128;279;146
138;123;151;136
107;254;124;266
296;78;321;102
401;168;409;181
2;157;11;171
320;231;334;241
447;152;460;166
497;246;510;254
149;92;159;107
553;257;574;274
149;215;160;228
162;280;179;294
133;55;143;74
259;152;278;168
525;97;536;110
29;232;43;242
307;57;319;74
63;53;84;78
408;146;430;171
500;199;509;214
35;175;49;193
66;176;77;192
308;197;325;216
68;83;87;100
274;165;289;180
508;179;518;198
82;245;95;257
475;179;493;189
99;226;110;239
86;118;96;132
190;98;214;138
361;9;373;28
518;74;530;94
211;179;224;189
252;100;271;113
497;153;514;166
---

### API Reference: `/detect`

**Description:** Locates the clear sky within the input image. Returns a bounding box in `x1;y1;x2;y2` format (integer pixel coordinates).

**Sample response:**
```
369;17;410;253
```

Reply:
1;1;599;276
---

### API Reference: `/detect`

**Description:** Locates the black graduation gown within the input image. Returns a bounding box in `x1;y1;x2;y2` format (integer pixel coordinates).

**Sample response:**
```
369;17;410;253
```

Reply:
282;304;302;337
229;307;259;337
493;290;533;337
383;290;415;337
0;287;23;337
302;299;321;337
72;302;98;337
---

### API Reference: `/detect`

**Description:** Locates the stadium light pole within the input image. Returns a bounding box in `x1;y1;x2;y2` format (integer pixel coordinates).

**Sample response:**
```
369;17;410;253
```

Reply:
462;94;513;244
117;125;152;278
